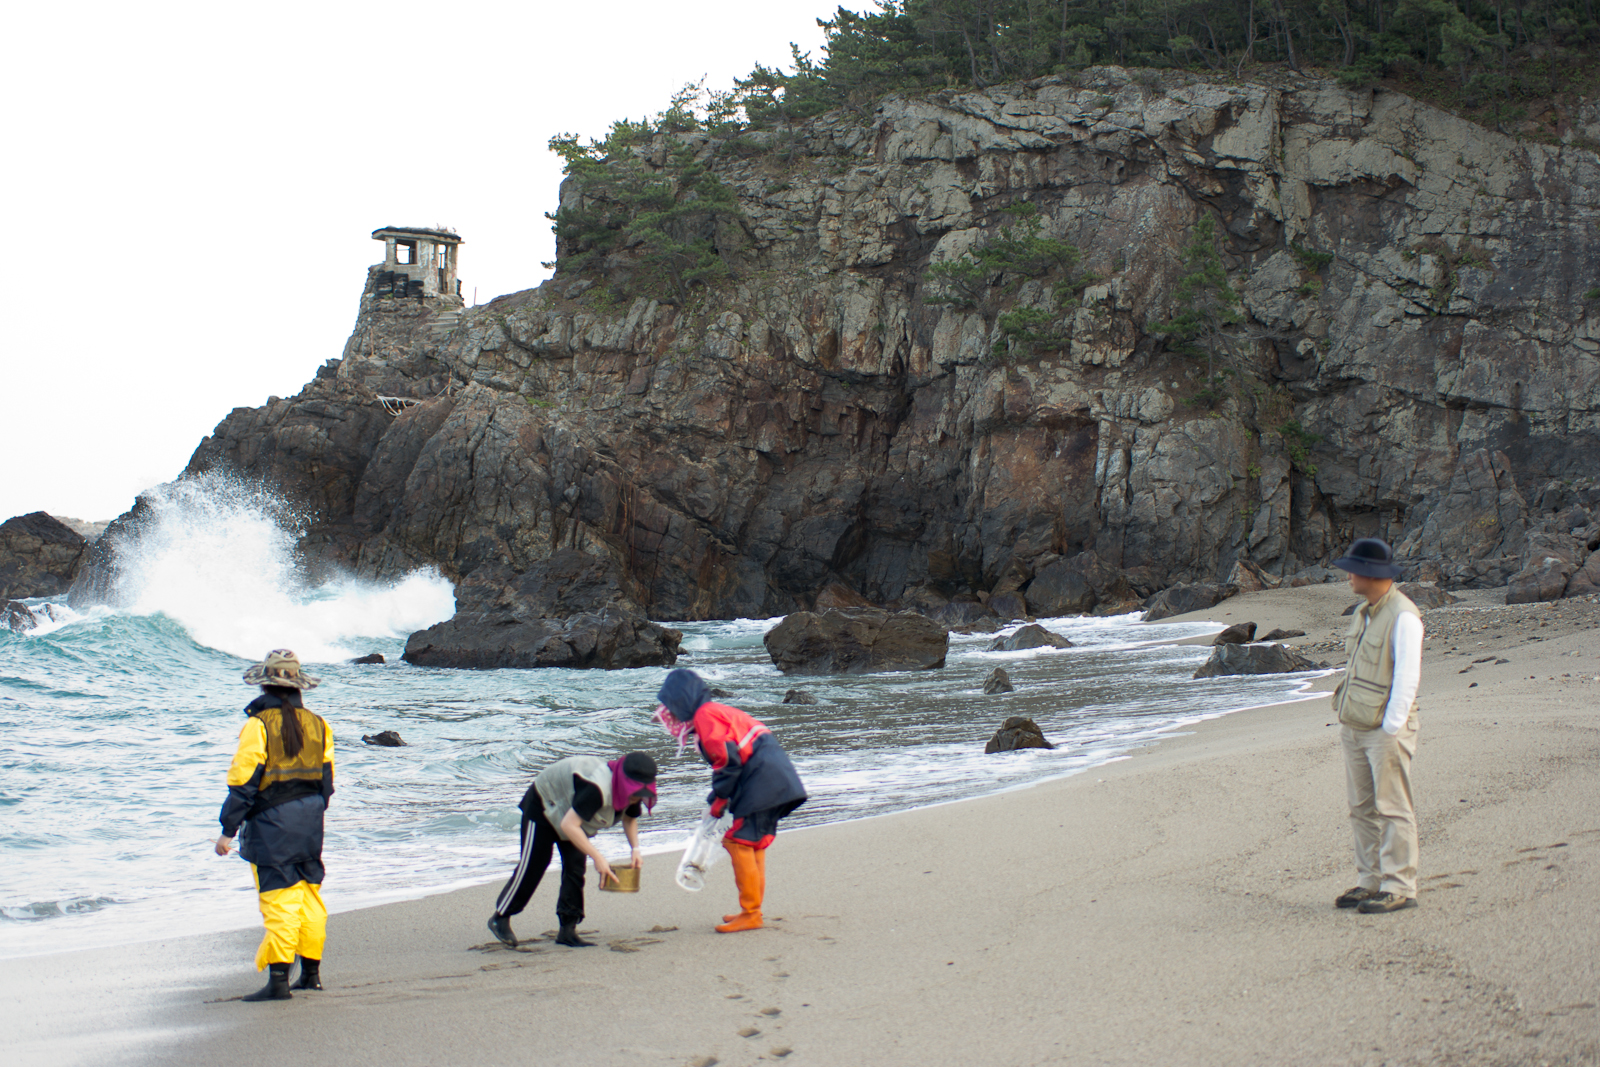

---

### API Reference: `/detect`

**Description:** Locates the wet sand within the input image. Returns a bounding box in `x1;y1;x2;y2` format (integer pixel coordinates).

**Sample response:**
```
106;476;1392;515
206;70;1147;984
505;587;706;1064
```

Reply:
11;585;1600;1067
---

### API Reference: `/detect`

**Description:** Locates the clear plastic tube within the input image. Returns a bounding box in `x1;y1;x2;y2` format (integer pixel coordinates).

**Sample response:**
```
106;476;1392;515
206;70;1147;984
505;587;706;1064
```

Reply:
675;809;732;891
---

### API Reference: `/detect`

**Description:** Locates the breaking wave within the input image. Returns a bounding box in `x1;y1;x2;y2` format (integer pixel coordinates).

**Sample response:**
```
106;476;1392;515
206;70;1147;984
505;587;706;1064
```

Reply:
88;472;454;662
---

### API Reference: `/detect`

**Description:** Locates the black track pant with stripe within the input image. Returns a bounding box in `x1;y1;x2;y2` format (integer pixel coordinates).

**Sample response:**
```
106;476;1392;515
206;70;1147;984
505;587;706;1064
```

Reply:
493;808;586;925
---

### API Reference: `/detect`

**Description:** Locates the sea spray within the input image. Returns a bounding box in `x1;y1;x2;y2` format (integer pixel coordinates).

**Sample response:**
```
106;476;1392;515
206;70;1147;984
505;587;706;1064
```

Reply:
86;472;454;661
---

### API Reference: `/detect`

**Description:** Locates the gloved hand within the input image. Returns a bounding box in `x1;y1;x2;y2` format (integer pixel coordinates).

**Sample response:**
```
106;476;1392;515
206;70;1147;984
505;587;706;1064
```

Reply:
709;796;728;818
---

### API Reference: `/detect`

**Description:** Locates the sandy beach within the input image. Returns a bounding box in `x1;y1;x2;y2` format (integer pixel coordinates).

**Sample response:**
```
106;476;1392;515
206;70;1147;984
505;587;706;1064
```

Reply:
12;584;1600;1067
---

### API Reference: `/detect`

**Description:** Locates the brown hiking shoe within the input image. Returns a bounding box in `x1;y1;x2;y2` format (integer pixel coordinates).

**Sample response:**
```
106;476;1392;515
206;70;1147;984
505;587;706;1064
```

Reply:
1357;892;1418;914
1334;886;1380;908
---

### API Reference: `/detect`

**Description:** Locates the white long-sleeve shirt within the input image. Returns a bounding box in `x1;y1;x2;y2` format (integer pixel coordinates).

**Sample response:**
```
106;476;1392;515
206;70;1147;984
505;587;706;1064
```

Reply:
1381;612;1424;735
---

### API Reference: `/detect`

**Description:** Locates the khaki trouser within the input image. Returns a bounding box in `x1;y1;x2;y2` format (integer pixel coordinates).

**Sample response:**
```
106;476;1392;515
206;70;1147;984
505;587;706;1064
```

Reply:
1341;720;1419;897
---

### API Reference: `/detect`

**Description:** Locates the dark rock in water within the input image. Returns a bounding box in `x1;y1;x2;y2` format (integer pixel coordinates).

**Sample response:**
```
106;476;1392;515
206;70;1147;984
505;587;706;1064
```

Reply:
982;667;1014;694
708;687;734;699
0;512;87;601
987;591;1028;621
1260;628;1306;641
1213;622;1257;645
763;608;949;675
984;715;1053;753
362;730;406;747
404;608;680;670
1024;561;1095;616
930;600;995;628
1193;643;1319;678
782;689;818;704
986;624;1073;652
1505;557;1574;605
1397;582;1458;609
350;653;386;665
1142;583;1239;622
5;600;38;633
401;551;681;670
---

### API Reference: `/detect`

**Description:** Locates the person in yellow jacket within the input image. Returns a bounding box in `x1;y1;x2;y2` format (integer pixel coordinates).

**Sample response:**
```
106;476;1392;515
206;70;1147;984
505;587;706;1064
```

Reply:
214;649;335;1001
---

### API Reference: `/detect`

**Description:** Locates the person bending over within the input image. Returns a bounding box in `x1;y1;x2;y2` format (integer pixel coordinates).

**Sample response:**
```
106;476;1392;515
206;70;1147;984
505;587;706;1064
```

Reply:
487;751;657;948
655;668;807;933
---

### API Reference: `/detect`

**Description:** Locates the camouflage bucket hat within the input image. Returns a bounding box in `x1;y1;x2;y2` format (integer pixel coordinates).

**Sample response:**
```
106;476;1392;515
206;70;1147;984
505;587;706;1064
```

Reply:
242;648;321;690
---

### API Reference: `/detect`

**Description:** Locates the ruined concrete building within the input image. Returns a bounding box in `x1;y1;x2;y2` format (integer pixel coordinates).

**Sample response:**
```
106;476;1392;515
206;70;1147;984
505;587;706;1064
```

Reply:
369;226;462;300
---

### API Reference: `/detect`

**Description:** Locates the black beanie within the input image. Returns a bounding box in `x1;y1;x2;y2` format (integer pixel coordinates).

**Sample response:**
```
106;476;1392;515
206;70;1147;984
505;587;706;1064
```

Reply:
622;751;658;782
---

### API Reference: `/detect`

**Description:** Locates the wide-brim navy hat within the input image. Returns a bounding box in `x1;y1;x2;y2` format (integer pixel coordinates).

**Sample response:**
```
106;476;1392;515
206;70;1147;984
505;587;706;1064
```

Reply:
1332;538;1402;579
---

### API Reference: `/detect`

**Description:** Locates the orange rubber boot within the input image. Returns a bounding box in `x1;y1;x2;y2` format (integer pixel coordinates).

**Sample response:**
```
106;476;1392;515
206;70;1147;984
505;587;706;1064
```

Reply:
715;842;764;932
722;845;769;923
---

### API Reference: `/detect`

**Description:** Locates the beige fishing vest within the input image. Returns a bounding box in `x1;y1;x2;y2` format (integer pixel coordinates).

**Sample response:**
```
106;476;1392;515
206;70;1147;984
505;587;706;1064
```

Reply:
534;755;617;841
1333;586;1421;730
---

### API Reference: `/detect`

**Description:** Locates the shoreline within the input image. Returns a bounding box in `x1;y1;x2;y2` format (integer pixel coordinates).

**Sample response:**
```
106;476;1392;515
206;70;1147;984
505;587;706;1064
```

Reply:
10;584;1599;1066
0;608;1312;964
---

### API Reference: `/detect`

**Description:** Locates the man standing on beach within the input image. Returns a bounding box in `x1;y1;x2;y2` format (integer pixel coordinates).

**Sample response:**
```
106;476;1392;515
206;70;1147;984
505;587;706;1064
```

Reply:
1330;538;1423;915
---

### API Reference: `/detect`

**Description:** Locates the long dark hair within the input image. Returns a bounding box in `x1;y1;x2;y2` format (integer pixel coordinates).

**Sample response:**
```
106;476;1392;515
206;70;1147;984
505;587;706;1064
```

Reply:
263;685;305;758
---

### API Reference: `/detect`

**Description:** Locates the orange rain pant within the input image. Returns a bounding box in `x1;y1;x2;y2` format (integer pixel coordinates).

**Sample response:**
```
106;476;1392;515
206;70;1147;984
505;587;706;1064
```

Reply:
251;865;327;971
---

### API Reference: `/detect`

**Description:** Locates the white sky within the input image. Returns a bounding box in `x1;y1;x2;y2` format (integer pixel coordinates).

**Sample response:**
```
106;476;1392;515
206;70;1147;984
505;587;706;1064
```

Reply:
2;0;867;523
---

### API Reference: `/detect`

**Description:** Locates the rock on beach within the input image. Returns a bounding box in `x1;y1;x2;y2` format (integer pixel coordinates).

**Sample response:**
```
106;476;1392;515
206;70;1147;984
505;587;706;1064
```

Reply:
1193;643;1320;678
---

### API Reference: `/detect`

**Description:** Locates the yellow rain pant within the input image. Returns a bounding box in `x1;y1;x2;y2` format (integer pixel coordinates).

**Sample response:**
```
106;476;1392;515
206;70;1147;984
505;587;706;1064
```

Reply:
251;866;327;971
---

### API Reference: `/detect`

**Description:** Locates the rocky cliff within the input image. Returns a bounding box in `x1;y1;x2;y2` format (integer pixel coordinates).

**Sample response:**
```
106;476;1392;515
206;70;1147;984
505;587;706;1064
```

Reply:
133;69;1600;628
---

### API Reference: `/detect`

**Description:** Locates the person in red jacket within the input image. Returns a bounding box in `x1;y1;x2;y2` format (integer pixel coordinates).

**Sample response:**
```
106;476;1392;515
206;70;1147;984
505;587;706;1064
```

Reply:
655;668;807;932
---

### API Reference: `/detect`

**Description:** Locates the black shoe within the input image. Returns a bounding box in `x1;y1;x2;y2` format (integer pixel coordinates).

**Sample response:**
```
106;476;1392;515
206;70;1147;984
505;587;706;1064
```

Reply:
1357;892;1418;914
241;962;293;1002
555;922;595;947
1334;886;1380;909
291;957;321;991
487;914;518;948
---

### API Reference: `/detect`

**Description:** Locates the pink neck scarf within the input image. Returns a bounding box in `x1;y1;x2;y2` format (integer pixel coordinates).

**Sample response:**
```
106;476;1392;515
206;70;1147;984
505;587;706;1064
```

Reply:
655;703;694;757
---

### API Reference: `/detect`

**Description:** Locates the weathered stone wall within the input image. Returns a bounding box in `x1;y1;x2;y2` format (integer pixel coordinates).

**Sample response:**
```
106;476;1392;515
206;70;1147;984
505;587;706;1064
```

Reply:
165;69;1599;618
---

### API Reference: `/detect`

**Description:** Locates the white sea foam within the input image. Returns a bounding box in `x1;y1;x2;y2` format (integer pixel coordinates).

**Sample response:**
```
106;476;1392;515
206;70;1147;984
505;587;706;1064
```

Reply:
107;473;454;661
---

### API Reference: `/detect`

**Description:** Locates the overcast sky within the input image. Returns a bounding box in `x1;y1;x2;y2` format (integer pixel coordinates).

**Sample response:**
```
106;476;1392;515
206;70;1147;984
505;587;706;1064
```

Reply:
2;0;866;523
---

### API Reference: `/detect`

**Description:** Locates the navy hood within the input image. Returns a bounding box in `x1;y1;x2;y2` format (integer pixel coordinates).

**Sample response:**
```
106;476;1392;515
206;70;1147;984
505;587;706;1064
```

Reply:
657;668;710;722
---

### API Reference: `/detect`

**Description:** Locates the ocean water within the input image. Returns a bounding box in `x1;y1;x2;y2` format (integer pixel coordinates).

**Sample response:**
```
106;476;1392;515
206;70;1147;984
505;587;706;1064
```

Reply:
0;477;1328;958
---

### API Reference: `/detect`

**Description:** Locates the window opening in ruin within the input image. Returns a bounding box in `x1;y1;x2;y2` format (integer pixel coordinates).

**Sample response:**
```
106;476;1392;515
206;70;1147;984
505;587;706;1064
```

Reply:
396;241;415;265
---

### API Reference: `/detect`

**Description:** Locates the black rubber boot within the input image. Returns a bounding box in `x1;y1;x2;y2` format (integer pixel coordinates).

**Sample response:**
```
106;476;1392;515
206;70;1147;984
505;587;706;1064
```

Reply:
487;914;517;948
241;962;293;1002
554;922;595;947
291;957;321;991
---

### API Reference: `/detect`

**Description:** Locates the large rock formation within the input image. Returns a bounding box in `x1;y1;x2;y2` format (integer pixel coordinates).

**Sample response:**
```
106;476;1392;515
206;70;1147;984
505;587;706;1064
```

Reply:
1143;582;1239;622
0;513;87;600
763;608;949;674
401;551;680;669
71;69;1600;635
